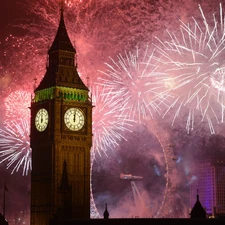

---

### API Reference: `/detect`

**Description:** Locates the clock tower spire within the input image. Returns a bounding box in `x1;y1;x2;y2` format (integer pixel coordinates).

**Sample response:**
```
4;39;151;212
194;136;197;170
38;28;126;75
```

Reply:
35;0;86;92
30;3;92;225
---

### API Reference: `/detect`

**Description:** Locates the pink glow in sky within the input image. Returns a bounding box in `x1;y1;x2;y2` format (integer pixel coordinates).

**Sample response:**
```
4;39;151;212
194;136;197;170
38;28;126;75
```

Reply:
0;0;225;222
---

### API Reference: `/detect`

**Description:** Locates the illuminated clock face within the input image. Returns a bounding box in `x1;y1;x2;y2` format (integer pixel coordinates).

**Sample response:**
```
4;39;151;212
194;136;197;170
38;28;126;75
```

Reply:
64;108;85;131
35;108;49;132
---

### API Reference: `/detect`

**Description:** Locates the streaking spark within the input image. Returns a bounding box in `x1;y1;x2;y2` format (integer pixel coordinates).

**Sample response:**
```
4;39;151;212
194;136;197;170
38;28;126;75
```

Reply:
153;3;225;134
97;46;163;123
91;85;133;157
0;119;32;176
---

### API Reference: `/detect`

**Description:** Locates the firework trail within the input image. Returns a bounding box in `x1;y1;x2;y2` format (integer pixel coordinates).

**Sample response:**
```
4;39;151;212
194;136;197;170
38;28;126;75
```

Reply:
153;3;225;134
97;46;166;123
91;85;133;157
0;119;31;176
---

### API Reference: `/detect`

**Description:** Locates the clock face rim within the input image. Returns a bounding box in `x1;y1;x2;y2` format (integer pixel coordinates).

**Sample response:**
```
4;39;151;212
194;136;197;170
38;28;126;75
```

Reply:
35;108;49;132
64;107;85;131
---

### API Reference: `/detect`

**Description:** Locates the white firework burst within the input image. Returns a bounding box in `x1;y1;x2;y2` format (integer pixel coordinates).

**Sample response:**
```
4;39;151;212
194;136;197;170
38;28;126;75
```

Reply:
97;46;164;123
91;85;133;157
153;3;225;134
0;119;31;176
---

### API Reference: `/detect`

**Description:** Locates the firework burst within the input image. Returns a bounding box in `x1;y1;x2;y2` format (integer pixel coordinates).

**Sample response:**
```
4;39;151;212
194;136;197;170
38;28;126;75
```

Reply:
0;90;32;176
153;4;225;134
91;85;133;157
97;46;165;123
0;119;31;176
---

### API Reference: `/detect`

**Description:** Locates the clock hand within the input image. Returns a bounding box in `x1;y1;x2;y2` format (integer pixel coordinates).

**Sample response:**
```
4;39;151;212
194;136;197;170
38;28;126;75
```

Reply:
73;109;77;123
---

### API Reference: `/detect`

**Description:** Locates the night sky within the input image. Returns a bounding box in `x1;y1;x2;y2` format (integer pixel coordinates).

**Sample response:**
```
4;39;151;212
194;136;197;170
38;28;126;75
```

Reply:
1;0;225;223
1;1;25;41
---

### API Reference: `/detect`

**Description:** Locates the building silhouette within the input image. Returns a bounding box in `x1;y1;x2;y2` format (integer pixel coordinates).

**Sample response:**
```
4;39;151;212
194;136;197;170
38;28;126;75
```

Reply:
30;1;93;225
190;158;225;218
0;214;8;225
103;204;109;219
190;191;206;218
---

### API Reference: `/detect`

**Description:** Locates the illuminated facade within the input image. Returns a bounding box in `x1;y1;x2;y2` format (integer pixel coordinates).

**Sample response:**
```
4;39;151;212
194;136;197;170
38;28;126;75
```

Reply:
30;4;92;225
190;159;225;217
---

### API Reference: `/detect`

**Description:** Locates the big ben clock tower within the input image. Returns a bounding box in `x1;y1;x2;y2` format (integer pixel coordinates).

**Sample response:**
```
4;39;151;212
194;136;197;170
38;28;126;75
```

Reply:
30;3;92;225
